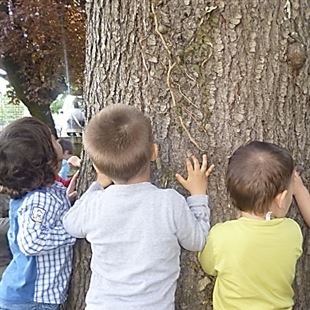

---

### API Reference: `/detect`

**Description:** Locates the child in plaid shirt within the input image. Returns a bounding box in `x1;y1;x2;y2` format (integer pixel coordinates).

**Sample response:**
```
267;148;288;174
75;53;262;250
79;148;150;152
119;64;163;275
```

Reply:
0;117;75;310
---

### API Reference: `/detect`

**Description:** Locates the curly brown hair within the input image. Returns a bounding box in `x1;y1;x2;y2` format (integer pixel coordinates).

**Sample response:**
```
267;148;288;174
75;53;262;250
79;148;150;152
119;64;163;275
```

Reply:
0;117;59;198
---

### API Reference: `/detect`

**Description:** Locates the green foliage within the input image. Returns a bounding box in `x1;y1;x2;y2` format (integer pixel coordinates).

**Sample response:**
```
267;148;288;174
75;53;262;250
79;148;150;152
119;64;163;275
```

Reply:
50;94;65;114
0;94;26;126
5;86;20;105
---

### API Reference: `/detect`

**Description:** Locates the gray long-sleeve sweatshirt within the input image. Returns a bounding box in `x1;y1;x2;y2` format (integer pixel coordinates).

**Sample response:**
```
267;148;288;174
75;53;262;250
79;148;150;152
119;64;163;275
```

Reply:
63;182;210;310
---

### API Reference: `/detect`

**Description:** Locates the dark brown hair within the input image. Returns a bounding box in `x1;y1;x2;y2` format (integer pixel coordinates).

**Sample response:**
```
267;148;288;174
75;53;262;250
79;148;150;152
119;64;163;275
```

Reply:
0;117;58;198
226;141;294;215
84;104;153;181
57;138;73;154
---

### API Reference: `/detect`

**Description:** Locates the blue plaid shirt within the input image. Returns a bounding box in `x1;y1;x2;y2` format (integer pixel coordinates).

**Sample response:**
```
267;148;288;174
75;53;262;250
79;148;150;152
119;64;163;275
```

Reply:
0;182;75;305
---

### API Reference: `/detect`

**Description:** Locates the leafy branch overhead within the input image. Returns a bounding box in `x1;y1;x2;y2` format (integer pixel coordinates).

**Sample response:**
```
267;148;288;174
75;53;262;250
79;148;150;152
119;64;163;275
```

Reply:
0;0;86;106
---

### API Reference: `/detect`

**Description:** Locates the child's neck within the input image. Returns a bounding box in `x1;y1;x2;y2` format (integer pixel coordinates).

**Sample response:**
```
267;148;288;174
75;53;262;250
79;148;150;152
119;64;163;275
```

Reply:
113;167;151;185
114;176;150;185
240;211;271;221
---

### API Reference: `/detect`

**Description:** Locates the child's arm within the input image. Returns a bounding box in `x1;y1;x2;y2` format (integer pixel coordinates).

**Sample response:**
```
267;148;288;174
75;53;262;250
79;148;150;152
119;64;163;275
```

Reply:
294;171;310;227
63;178;110;238
174;154;214;251
66;170;79;203
17;193;76;256
198;229;217;276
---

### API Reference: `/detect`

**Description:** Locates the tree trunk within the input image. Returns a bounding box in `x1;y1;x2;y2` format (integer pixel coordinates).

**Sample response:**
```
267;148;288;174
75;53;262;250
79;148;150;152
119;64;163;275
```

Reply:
2;56;59;137
66;0;309;309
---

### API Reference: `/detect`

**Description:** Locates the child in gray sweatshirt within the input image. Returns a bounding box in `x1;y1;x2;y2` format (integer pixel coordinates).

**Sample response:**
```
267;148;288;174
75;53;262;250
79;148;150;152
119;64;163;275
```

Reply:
63;104;214;310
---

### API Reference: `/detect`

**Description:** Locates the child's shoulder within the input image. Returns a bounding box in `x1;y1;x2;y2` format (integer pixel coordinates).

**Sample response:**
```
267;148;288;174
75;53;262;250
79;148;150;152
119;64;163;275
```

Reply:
25;184;63;198
22;183;69;209
23;187;50;203
135;184;187;207
281;217;301;226
280;217;303;235
209;219;238;234
155;186;186;201
209;217;302;237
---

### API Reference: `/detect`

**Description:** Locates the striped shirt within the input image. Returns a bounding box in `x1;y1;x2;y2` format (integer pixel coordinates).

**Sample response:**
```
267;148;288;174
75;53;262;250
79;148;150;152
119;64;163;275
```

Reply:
0;182;75;305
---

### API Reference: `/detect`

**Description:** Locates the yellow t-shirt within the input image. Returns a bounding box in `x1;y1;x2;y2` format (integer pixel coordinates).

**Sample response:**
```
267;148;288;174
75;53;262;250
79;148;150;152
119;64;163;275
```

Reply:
199;217;303;310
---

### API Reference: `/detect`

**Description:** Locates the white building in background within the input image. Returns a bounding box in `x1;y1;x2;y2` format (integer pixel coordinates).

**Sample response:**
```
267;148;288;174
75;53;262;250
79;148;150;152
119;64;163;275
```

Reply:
53;94;85;137
0;70;8;95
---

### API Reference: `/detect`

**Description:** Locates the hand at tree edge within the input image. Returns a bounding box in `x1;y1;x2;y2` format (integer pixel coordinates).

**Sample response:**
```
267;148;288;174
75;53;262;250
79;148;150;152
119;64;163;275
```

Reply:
176;154;214;196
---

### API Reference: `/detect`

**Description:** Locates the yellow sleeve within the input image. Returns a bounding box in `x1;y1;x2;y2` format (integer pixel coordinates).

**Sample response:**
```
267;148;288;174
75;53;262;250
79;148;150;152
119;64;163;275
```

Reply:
198;229;217;276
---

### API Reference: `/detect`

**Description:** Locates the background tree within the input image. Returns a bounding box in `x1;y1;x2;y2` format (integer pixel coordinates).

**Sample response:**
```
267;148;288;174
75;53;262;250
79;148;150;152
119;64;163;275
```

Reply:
0;0;85;135
67;0;309;309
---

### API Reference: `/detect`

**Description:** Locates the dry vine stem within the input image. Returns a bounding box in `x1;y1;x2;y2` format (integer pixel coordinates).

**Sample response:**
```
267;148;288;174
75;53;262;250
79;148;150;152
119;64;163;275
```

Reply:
151;1;205;151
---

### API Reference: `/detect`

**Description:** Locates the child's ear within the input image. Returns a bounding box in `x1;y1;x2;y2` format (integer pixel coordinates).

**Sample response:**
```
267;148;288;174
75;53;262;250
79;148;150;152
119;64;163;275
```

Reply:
151;144;158;161
92;163;99;174
274;190;288;209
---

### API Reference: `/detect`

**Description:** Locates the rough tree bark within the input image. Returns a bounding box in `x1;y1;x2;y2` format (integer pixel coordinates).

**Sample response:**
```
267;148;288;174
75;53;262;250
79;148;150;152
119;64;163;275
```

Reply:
66;0;309;309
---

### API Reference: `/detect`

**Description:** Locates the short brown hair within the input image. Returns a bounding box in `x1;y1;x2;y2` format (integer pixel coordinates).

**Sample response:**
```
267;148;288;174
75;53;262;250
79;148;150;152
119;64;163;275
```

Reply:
226;141;294;215
84;104;153;181
57;138;73;154
0;117;58;198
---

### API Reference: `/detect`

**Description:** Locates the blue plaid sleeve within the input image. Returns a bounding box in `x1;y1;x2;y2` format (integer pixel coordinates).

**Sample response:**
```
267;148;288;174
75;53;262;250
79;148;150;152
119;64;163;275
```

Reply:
17;191;76;256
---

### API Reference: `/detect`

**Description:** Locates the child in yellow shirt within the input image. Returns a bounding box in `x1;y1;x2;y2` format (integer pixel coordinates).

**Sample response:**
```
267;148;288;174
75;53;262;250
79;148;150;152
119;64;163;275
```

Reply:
199;141;303;310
